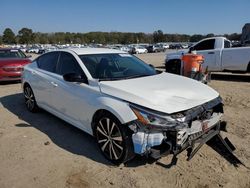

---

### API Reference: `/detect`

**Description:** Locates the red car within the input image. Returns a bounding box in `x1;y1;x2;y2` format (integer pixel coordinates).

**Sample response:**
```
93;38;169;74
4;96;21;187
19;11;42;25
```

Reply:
0;48;31;82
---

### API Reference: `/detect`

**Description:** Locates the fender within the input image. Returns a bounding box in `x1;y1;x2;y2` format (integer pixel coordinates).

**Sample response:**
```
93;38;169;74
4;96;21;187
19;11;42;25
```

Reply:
95;96;137;124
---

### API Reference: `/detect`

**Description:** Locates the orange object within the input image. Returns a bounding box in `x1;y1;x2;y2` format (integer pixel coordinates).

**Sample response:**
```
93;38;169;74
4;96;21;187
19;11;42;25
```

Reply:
181;54;204;77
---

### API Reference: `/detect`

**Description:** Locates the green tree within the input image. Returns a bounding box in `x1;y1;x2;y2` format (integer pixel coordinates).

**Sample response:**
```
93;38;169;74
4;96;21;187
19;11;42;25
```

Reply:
190;34;204;42
2;28;16;44
225;33;241;41
18;28;34;44
0;35;2;44
206;33;215;38
153;30;165;43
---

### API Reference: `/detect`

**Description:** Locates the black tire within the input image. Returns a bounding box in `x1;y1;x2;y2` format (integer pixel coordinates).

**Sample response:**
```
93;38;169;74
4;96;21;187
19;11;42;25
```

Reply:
94;112;135;165
24;84;39;112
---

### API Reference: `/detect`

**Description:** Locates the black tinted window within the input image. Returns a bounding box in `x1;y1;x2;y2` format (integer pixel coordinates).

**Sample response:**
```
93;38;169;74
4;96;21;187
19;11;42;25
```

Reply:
224;40;231;48
193;39;215;51
57;52;83;75
37;52;59;73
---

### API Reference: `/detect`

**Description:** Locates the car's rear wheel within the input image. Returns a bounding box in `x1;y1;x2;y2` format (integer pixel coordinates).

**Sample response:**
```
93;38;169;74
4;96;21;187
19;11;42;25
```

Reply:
94;112;134;165
24;85;38;112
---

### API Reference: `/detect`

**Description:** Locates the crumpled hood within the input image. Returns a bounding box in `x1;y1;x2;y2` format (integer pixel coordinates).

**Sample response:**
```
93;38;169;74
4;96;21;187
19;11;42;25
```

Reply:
99;73;219;114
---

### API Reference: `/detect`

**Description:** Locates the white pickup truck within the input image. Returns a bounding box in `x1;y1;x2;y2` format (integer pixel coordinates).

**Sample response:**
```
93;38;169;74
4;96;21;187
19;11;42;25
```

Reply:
165;37;250;72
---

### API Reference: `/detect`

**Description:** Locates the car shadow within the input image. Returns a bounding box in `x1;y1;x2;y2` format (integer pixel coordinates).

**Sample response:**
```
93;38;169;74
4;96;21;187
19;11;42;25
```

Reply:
207;136;245;168
211;73;250;82
0;80;21;85
1;92;157;167
1;93;112;165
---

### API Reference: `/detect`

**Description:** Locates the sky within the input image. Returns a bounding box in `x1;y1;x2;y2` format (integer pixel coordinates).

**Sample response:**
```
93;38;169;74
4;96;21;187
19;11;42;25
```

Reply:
1;0;249;35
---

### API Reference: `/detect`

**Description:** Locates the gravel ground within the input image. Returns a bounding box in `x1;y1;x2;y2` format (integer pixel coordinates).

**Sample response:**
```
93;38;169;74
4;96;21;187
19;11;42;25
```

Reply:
0;52;250;188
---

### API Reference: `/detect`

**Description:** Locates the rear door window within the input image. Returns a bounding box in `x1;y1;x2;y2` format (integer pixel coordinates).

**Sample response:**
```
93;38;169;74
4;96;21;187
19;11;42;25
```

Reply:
224;40;231;48
57;52;84;75
37;52;59;73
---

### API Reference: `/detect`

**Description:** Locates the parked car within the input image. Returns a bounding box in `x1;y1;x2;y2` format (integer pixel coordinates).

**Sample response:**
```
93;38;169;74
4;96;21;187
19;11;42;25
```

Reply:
38;49;46;54
165;37;250;72
242;40;250;47
117;46;131;53
181;44;189;49
22;48;224;164
162;43;169;50
26;48;40;54
131;46;148;54
169;44;183;49
147;44;165;53
0;48;31;82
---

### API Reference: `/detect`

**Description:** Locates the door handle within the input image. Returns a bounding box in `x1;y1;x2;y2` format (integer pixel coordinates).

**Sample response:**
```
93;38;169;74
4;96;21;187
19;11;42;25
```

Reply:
31;70;36;75
51;81;58;87
208;52;215;54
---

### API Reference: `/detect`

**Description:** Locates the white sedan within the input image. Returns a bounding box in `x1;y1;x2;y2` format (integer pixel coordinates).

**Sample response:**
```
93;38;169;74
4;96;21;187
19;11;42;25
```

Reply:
22;48;223;164
132;46;148;54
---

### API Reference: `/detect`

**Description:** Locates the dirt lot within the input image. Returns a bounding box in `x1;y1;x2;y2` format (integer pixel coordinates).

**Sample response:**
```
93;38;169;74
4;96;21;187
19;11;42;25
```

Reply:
0;52;250;188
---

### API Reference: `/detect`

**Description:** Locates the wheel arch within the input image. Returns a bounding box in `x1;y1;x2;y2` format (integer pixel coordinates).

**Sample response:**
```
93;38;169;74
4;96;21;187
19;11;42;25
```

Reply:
22;82;31;91
91;99;137;136
91;109;113;136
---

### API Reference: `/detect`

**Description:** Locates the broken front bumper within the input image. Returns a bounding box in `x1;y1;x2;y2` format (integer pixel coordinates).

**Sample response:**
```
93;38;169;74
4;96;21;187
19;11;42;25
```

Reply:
131;112;223;160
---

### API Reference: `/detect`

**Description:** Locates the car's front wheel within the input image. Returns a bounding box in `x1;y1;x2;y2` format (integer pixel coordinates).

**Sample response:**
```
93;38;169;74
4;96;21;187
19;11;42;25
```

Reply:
94;112;134;165
24;84;38;112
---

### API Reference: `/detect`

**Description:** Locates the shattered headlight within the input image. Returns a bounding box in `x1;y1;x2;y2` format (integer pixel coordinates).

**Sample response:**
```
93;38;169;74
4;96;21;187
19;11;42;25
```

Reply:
130;104;180;128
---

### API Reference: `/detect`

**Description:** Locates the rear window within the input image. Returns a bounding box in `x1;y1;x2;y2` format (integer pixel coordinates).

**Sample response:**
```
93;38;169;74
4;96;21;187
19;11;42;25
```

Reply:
0;49;26;58
37;52;59;73
56;52;84;75
224;40;231;48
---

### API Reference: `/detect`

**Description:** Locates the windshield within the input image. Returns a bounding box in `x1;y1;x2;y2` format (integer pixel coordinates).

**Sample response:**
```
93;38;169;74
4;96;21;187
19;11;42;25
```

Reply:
79;53;156;80
0;49;27;59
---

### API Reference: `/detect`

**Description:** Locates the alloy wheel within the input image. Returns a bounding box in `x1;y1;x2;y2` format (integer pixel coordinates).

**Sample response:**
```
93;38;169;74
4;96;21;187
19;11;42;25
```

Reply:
96;117;124;160
24;86;35;111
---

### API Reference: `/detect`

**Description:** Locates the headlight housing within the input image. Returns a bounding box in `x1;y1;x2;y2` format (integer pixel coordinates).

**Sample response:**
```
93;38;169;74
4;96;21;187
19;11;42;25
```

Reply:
130;104;183;128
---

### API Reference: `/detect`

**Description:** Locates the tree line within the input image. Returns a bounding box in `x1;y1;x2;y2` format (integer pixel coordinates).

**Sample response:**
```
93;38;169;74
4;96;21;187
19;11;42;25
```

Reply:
0;27;242;45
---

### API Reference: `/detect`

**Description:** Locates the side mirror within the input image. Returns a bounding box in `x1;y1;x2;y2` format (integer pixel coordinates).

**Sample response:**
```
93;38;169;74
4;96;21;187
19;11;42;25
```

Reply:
63;73;88;84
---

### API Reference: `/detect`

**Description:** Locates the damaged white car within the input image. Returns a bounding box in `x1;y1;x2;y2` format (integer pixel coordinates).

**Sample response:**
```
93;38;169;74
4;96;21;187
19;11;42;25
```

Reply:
22;48;228;165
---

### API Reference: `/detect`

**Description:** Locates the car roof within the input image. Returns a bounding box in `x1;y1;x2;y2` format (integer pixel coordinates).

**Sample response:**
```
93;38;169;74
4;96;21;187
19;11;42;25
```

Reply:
60;48;126;55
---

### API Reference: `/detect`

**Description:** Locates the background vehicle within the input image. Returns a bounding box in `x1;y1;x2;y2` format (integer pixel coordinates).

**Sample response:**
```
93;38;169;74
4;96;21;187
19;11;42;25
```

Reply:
165;37;250;72
131;46;148;54
26;48;40;54
22;48;225;165
242;40;250;47
169;44;183;49
161;43;169;50
147;44;165;53
0;48;31;81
